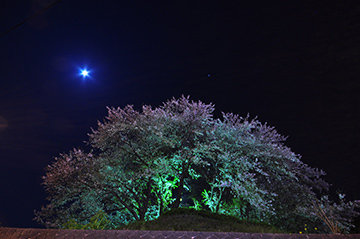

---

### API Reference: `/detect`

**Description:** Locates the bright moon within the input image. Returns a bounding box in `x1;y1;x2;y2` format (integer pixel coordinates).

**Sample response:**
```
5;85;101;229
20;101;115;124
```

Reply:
80;69;89;77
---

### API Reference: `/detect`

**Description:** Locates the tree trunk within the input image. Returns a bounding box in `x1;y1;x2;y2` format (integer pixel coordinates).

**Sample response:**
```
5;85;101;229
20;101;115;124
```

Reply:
159;198;164;216
173;163;189;208
215;187;223;213
139;180;152;221
111;190;140;221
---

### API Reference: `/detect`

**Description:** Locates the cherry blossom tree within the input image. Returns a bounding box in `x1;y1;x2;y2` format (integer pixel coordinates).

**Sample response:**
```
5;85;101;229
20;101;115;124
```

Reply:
35;96;359;232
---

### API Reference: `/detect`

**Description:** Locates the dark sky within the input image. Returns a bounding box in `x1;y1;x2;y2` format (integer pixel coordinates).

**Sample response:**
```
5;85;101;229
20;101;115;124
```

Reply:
1;1;360;228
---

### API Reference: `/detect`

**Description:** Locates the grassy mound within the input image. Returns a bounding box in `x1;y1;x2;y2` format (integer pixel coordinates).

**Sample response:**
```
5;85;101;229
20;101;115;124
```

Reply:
121;208;283;233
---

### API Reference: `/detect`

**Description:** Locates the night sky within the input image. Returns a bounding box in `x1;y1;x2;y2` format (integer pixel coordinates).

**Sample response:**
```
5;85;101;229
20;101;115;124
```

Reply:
1;1;360;228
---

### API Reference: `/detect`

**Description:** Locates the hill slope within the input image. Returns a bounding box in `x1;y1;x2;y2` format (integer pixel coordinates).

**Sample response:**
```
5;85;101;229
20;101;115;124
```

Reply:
121;208;283;233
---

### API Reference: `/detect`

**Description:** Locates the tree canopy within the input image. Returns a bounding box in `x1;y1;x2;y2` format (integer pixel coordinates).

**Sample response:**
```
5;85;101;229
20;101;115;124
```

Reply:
35;96;359;233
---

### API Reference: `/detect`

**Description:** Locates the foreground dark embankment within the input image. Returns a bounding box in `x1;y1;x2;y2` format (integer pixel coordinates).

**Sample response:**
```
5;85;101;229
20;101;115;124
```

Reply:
0;227;359;239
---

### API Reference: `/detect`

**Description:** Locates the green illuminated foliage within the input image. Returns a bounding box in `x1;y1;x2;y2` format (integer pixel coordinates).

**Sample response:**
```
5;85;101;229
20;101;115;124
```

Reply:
63;210;111;230
35;96;359;233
